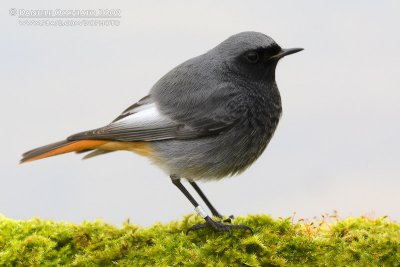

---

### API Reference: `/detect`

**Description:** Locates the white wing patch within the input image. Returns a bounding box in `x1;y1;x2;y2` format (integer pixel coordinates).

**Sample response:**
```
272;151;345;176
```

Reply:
113;103;175;128
67;100;200;142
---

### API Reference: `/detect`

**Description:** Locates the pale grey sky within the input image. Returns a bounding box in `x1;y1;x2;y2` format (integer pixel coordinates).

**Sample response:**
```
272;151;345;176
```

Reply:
1;1;399;226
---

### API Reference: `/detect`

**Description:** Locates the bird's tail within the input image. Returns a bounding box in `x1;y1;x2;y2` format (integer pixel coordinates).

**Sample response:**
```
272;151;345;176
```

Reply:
20;140;107;163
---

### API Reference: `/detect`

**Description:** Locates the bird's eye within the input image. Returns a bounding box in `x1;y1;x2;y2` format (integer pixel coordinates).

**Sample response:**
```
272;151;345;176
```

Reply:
244;51;259;64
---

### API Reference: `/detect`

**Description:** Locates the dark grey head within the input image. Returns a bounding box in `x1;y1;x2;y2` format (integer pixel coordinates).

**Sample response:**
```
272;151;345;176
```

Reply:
211;31;303;81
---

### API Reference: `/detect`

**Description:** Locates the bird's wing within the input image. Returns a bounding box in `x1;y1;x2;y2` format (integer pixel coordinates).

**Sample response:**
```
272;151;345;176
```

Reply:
152;83;248;133
67;93;243;142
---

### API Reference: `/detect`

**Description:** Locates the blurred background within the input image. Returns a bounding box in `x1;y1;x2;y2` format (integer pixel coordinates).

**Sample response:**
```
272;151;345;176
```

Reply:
1;0;399;226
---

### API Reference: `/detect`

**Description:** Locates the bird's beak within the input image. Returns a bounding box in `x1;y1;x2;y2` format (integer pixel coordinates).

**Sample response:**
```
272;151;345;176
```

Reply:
270;48;303;60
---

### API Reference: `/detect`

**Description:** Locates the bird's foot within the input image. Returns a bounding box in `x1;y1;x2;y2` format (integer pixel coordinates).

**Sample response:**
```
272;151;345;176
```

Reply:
187;216;252;234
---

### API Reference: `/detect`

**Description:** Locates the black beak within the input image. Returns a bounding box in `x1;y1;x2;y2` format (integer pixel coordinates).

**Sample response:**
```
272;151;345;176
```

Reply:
270;48;303;60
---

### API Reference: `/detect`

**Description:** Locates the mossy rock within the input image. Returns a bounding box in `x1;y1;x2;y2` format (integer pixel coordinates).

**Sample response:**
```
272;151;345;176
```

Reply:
0;213;399;266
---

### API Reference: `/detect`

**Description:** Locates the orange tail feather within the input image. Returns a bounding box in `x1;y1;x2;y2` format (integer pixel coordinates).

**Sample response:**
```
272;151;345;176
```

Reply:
21;140;107;163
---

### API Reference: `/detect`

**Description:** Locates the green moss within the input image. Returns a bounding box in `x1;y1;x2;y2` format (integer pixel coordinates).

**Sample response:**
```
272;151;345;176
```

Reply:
0;213;399;266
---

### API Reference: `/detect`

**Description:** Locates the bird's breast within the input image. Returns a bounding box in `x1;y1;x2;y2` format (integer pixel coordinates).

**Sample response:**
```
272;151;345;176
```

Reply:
149;85;282;180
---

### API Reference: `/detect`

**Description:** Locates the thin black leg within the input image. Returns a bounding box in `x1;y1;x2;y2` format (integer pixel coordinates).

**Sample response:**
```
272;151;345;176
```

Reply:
170;176;252;234
171;177;200;207
189;181;223;218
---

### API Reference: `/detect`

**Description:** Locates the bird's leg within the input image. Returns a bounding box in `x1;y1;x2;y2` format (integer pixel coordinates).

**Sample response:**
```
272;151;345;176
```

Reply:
170;176;252;234
189;181;234;222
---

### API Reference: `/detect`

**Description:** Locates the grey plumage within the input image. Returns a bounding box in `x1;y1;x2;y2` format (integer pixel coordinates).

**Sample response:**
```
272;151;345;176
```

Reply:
22;31;301;181
150;32;284;180
21;31;302;233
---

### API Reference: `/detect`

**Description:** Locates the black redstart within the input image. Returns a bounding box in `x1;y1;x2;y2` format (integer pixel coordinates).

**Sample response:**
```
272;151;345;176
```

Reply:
21;31;302;233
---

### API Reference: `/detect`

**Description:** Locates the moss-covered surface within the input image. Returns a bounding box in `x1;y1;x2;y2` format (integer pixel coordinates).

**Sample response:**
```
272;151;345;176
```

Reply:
0;213;399;266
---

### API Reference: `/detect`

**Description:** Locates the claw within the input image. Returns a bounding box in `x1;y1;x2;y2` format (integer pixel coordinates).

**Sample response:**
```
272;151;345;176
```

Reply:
187;216;253;234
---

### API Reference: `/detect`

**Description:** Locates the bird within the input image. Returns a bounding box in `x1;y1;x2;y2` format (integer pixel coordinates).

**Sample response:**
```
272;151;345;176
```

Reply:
21;31;302;233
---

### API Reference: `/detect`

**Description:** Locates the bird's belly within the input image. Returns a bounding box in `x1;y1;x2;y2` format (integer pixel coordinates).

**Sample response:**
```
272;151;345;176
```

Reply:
149;127;274;181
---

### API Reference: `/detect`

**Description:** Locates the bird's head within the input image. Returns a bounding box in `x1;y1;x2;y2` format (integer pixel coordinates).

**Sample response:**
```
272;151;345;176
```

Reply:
212;31;303;81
